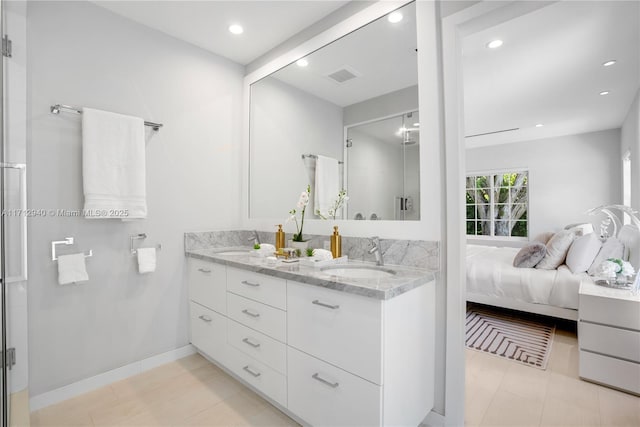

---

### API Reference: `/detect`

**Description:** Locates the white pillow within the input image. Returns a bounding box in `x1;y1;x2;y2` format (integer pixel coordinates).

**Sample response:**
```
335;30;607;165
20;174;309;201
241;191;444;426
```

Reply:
566;233;602;274
536;230;576;270
587;237;625;276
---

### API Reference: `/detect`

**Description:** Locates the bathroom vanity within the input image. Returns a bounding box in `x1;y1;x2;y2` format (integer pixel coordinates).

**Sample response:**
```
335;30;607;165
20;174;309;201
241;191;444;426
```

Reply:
185;247;436;426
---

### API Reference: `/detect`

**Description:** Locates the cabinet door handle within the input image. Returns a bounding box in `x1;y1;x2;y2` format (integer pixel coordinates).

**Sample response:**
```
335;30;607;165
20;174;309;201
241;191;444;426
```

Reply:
242;337;261;348
241;280;260;287
312;373;339;388
242;309;260;318
197;268;211;273
198;315;212;322
312;299;340;310
243;365;261;377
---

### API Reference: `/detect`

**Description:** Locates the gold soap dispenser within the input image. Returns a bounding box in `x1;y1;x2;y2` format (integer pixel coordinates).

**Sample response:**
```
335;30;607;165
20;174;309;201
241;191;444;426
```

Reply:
275;224;286;252
330;226;342;258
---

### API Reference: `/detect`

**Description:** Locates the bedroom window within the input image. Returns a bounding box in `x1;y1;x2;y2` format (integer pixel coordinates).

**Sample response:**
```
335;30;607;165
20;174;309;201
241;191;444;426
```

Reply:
466;171;528;238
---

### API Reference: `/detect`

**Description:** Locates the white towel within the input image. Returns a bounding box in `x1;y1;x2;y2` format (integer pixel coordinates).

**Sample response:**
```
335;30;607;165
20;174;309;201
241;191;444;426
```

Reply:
57;253;89;285
137;247;156;274
312;249;333;261
82;108;147;219
314;155;339;217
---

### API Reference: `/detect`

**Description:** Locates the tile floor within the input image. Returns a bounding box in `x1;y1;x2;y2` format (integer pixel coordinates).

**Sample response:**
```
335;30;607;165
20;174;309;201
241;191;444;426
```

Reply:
30;354;298;427
466;322;640;426
31;325;640;427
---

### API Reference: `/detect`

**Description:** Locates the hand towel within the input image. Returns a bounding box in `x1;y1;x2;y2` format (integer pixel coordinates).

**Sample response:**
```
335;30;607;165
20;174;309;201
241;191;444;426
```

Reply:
137;248;156;274
82;107;147;219
314;155;339;217
312;249;333;261
57;253;89;285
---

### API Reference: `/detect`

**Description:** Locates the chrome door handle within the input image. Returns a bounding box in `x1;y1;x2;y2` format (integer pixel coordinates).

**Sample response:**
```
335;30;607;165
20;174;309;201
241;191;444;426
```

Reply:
198;315;212;322
242;337;261;348
312;300;340;310
197;268;211;273
243;365;261;377
241;280;260;287
242;309;260;318
312;373;339;388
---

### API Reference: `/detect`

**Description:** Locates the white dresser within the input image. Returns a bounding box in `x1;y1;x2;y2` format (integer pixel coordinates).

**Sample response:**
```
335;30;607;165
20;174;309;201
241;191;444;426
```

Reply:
578;280;640;395
187;254;436;426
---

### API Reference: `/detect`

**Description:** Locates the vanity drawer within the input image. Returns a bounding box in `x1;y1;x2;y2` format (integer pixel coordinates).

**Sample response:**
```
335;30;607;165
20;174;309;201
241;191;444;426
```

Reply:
227;318;286;374
580;350;640;395
287;281;383;384
579;321;640;363
188;259;226;315
227;292;286;342
227;267;286;310
287;346;382;427
226;345;287;408
189;301;227;364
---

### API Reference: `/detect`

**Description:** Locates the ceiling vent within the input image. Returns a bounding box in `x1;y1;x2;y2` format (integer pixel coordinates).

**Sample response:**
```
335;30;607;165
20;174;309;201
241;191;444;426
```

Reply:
326;65;361;84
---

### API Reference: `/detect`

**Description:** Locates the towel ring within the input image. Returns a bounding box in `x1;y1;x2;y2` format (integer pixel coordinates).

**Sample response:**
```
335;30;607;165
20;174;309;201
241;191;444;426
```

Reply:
130;233;162;255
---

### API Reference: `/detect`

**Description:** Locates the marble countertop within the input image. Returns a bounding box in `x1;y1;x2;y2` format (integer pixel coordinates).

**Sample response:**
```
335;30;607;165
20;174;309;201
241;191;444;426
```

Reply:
185;247;435;300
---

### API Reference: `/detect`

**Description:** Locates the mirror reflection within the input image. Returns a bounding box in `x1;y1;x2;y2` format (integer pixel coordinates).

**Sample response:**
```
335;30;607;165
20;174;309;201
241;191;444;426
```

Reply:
249;1;419;221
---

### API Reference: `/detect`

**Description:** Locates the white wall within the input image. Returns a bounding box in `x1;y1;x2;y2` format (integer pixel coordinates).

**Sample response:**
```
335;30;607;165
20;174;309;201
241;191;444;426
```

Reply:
467;129;622;243
622;89;640;211
249;76;343;221
343;84;418;126
27;1;244;396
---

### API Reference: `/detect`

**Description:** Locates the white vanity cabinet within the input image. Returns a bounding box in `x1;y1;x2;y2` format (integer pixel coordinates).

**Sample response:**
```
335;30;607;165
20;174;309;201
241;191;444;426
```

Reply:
188;259;228;364
187;256;435;426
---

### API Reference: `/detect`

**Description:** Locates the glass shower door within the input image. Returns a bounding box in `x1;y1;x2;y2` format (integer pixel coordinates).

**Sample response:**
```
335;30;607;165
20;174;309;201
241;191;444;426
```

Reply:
1;0;30;425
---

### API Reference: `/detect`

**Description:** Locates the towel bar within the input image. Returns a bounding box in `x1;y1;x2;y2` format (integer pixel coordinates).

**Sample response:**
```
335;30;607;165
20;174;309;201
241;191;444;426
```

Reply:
50;104;163;131
130;233;162;255
51;237;93;261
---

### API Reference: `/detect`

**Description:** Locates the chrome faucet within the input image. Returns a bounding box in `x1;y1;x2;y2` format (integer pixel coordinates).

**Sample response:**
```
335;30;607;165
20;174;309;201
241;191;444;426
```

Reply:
247;230;261;246
368;236;384;266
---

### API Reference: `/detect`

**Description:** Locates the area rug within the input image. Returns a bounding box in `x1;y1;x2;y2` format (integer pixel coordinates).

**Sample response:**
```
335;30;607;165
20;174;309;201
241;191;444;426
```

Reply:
466;306;555;369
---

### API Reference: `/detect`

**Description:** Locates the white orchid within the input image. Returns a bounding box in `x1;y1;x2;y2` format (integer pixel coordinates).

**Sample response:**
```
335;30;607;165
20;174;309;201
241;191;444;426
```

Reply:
316;189;348;220
288;185;311;242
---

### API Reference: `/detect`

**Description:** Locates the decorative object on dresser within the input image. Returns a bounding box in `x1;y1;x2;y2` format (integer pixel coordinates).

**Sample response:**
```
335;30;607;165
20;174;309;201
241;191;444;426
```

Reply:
466;305;555;369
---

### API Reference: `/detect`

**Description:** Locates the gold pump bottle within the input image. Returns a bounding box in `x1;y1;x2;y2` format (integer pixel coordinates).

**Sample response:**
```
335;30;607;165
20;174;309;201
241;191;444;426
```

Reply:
275;224;285;252
330;226;342;258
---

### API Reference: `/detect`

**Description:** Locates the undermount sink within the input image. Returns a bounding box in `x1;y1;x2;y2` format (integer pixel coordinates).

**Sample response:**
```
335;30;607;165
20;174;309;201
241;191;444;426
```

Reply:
214;249;250;256
320;264;397;279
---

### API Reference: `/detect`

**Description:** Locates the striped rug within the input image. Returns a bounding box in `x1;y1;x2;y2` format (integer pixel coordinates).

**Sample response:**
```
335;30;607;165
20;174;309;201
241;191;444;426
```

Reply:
466;306;555;369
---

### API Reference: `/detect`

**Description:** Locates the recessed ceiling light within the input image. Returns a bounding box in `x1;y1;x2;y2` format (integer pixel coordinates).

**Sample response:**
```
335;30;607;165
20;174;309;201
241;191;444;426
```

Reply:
535;124;544;128
600;91;610;96
228;24;243;35
413;123;420;127
296;58;308;67
486;39;503;49
603;60;617;67
388;11;403;23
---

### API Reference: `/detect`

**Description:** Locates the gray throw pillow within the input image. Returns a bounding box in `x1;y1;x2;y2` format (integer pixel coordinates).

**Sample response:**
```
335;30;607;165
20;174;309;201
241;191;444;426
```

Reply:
513;242;547;268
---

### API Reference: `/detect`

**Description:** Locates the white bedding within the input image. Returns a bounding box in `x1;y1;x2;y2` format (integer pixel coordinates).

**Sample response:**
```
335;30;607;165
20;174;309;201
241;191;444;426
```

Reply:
466;245;587;310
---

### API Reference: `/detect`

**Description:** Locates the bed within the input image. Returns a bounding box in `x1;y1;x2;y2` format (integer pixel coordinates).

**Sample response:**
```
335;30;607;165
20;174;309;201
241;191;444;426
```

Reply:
466;244;586;320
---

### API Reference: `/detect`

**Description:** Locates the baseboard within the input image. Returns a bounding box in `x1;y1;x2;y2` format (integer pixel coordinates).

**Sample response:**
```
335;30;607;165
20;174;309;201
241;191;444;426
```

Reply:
421;410;445;427
29;344;196;412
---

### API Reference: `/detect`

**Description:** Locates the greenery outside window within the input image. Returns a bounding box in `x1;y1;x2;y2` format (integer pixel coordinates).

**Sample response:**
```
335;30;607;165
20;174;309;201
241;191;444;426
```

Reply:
466;171;528;238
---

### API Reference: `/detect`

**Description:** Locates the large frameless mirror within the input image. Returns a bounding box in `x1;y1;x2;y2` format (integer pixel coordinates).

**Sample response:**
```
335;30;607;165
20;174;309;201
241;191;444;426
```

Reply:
249;1;419;221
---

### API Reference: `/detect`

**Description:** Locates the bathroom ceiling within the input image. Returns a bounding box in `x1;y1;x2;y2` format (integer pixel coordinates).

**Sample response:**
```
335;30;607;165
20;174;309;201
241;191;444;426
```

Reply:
463;1;640;148
90;1;350;65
